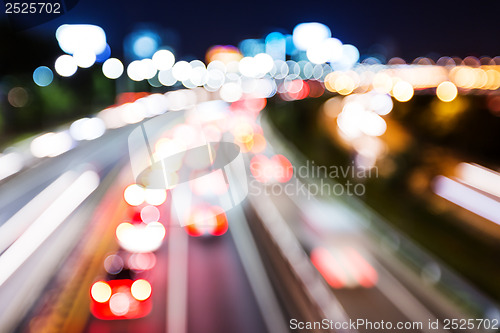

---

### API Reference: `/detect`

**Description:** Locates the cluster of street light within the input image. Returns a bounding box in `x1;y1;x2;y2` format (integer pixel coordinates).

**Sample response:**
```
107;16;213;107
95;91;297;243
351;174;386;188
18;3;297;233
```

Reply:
28;22;499;113
2;21;497;185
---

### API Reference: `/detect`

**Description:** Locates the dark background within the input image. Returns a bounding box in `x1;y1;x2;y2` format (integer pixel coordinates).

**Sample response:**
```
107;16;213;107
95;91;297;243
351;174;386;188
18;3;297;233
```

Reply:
1;0;499;61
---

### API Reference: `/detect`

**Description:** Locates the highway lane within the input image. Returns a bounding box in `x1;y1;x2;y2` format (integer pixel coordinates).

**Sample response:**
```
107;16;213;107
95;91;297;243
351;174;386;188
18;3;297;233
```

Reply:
1;121;405;333
82;221;271;333
37;199;273;333
3;113;278;333
0;125;130;221
256;180;448;333
81;194;273;333
4;93;495;333
254;169;500;333
245;116;475;332
256;109;500;332
0;109;178;332
186;231;269;333
0;137;129;332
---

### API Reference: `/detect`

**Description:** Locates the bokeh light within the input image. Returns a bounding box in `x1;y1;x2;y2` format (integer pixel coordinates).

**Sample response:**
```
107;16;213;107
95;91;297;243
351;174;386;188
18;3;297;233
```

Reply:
152;49;175;70
73;49;96;68
436;81;458;102
124;184;145;206
131;280;152;301
69;117;106;141
126;60;156;81
8;87;29;107
141;205;160;224
30;131;73;158
392;81;414;102
292;22;331;51
132;33;159;59
306;38;343;64
91;281;112;303
172;61;192;81
158;69;177;86
55;55;78;77
102;58;124;79
144;188;167;206
56;24;107;55
109;293;130;316
33;66;53;86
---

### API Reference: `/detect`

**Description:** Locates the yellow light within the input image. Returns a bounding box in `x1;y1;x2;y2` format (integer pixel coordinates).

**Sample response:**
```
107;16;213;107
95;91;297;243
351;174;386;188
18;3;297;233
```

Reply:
392;81;414;102
372;72;393;94
436;81;458;102
131;279;152;301
324;72;337;92
471;68;487;88
335;74;356;95
452;67;475;88
322;96;343;118
91;281;112;303
116;222;134;242
485;69;500;90
205;45;242;64
233;122;254;143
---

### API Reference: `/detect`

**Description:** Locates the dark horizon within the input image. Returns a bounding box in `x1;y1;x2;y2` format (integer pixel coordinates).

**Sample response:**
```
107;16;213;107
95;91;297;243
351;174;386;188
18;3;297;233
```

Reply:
2;0;499;61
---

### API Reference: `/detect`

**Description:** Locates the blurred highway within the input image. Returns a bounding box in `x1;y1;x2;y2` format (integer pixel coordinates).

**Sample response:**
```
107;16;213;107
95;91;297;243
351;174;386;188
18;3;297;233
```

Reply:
0;98;288;333
0;92;499;333
1;5;500;332
0;122;150;332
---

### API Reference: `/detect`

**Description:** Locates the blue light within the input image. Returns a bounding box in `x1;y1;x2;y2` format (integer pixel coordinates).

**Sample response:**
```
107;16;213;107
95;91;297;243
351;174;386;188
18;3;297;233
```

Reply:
132;33;159;59
33;66;53;87
265;32;286;60
265;32;284;43
96;44;111;63
239;39;265;57
285;34;296;56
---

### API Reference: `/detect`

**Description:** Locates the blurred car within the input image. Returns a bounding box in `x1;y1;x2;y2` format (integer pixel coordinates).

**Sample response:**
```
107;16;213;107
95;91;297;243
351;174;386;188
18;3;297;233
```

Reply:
90;268;153;320
89;250;157;320
184;204;228;237
310;246;378;289
115;220;166;253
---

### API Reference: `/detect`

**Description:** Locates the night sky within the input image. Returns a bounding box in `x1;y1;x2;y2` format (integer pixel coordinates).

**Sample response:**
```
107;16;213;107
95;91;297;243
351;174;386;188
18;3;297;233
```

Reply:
2;0;500;61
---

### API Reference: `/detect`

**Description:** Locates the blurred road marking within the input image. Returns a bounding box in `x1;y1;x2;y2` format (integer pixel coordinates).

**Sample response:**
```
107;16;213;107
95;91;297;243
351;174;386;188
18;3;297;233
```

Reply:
23;164;139;333
249;191;353;331
166;211;188;333
0;171;77;254
375;263;449;333
229;206;290;333
0;170;99;287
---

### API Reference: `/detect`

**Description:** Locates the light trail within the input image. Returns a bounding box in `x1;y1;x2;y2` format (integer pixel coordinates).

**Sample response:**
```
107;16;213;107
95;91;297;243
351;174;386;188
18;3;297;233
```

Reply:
0;170;100;287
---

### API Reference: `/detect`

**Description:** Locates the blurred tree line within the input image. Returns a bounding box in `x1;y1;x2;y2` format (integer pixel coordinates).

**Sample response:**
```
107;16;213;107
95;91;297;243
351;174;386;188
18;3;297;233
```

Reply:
0;22;115;148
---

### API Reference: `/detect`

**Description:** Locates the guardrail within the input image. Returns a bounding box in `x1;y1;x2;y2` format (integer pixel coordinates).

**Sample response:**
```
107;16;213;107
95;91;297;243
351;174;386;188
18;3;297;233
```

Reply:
244;192;355;333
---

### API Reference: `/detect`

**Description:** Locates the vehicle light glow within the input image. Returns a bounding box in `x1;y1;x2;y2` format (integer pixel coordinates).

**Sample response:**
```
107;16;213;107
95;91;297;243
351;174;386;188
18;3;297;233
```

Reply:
185;205;228;237
109;293;130;316
116;222;166;253
124;184;145;206
91;281;112;303
131;279;152;301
